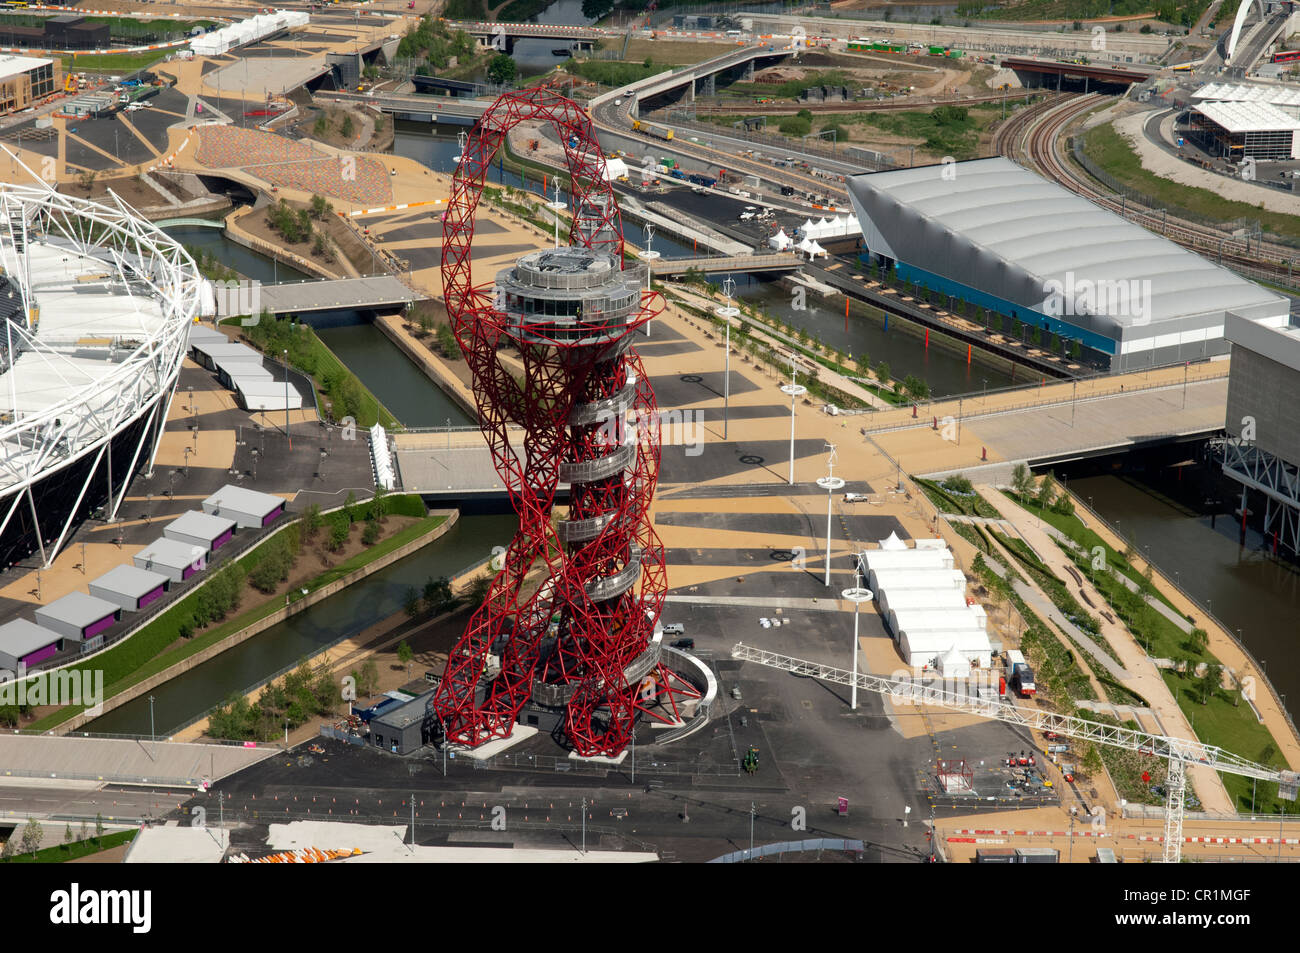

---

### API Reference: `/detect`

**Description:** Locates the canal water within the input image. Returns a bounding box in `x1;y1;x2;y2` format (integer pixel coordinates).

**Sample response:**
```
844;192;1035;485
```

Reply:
1068;468;1300;720
83;513;517;736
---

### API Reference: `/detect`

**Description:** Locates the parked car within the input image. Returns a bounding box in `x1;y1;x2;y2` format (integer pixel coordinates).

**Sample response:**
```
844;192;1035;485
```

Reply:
662;622;685;635
670;637;695;649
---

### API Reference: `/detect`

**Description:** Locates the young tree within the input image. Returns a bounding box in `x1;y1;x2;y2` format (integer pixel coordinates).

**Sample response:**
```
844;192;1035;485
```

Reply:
64;823;74;850
467;573;492;607
1187;627;1209;655
359;660;380;702
1035;472;1057;510
95;813;104;843
487;53;516;86
397;640;414;678
1;834;14;859
1010;462;1034;499
20;817;42;857
403;586;421;618
1199;663;1223;705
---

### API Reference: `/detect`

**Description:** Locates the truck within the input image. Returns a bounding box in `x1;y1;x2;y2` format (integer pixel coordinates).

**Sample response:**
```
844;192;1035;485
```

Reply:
687;172;716;187
669;168;686;180
1005;649;1036;697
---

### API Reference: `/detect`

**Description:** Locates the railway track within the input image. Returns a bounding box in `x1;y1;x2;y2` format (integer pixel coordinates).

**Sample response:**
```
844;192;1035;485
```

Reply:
1007;93;1300;289
692;91;1036;116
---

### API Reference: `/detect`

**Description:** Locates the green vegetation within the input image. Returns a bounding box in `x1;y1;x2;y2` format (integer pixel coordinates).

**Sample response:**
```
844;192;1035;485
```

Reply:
25;498;438;733
206;658;338;743
913;476;1000;518
488;53;517;86
956;0;1208;27
1083;123;1300;244
184;245;239;283
400;14;477;72
1;829;135;864
239;313;398;429
1001;487;1298;813
61;51;166;73
568;59;664;87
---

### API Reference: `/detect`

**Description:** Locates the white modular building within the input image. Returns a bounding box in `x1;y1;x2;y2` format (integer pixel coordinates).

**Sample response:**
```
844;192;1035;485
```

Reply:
202;484;286;529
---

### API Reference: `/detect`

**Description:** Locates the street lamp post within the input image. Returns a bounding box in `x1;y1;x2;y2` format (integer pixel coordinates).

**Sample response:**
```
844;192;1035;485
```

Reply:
715;276;738;440
816;443;844;586
841;586;873;710
547;178;565;249
638;224;659;338
780;356;806;486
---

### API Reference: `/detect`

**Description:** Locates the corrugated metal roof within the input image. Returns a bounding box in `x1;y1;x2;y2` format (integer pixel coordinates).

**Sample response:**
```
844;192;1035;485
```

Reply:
847;157;1288;332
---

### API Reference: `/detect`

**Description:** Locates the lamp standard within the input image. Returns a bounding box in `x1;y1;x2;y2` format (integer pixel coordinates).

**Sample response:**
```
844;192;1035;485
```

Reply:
840;586;873;709
780;355;806;486
715;276;739;440
816;443;844;586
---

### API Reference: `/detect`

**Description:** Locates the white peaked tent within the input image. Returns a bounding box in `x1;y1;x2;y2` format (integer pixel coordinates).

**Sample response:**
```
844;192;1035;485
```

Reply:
797;237;827;259
939;645;971;677
879;531;907;551
600;157;629;182
769;228;793;250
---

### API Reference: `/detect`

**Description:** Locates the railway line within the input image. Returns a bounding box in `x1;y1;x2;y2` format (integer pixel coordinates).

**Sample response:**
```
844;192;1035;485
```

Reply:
1003;93;1300;290
690;90;1036;116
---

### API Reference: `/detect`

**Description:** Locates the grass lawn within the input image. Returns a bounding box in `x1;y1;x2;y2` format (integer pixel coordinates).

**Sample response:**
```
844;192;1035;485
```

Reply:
26;510;445;733
61;51;168;73
2;830;136;863
1082;123;1300;244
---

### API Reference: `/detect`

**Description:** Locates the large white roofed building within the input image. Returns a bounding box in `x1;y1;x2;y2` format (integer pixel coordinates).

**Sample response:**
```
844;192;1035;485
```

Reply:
846;157;1290;371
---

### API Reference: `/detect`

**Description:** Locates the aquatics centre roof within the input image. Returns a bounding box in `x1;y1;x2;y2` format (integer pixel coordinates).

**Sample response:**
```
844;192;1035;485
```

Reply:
846;157;1288;340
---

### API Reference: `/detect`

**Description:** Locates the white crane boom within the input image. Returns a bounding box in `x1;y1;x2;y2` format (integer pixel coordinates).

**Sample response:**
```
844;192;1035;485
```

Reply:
730;642;1299;862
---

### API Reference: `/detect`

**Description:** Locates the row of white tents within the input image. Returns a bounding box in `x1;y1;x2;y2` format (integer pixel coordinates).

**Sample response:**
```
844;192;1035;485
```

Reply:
768;230;829;258
796;214;861;241
190;10;309;56
860;533;992;676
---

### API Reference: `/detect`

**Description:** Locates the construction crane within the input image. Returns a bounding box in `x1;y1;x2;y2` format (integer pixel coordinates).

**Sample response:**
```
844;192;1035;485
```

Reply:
730;642;1300;863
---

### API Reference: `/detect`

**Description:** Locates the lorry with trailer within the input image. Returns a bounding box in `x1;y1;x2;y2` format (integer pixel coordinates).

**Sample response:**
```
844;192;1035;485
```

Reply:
1005;649;1036;697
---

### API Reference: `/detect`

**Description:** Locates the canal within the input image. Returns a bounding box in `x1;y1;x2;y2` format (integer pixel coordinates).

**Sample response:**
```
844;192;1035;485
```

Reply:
1057;458;1300;722
83;513;516;736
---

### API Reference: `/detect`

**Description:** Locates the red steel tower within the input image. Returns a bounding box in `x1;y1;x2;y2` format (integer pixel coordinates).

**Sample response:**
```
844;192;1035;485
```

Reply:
432;86;697;757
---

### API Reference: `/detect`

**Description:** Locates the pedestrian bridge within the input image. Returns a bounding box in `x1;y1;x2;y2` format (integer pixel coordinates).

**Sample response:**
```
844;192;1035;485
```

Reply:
258;276;427;317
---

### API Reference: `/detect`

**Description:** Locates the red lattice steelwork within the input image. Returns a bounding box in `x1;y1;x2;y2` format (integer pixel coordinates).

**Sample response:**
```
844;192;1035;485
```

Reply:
432;86;692;757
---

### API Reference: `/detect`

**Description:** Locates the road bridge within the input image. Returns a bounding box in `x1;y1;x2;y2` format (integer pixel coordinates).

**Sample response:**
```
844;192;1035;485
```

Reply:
1000;57;1153;92
319;91;487;125
258;276;425;316
448;19;613;53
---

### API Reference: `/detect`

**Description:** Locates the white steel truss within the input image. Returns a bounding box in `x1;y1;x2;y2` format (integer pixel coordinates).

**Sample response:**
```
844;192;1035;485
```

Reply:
730;642;1298;863
0;167;201;567
1221;437;1300;556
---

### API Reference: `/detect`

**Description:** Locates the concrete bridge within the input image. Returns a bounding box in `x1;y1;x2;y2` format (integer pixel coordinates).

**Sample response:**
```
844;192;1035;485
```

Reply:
259;276;426;317
652;253;802;277
448;20;612;53
319;91;487;126
625;44;796;110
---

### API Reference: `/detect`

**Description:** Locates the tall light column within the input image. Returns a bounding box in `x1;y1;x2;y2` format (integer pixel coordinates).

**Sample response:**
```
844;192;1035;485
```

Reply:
780;355;805;486
816;443;844;586
639;223;659;337
547;179;565;249
840;586;873;710
715;275;738;440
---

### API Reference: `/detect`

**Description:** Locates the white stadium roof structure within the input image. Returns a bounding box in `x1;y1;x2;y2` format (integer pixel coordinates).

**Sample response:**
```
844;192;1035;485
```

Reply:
846;156;1289;371
1191;100;1300;134
1191;82;1300;114
0;175;202;569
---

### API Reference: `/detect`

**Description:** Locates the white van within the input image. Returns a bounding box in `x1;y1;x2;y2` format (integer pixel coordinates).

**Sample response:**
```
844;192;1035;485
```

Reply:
662;622;685;635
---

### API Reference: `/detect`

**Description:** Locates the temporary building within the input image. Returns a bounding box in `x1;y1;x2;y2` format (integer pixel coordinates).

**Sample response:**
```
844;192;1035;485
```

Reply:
89;564;170;612
878;531;908;551
165;510;237;553
371;423;396;491
203;484;286;528
768;228;793;251
875;586;966;617
34;591;120;643
134;537;209;583
898;627;991;670
938;645;972;677
0;619;62;671
888;605;986;645
868;567;967;594
860;548;955;587
233;379;303;412
600;157;630;181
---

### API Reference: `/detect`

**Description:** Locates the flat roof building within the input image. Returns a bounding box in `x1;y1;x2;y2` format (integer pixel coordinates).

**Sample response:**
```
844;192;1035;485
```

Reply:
89;564;170;612
164;510;236;553
369;690;436;755
202;484;286;528
134;537;208;583
34;591;120;643
1191;82;1300;119
0;55;59;116
0;619;62;671
847;157;1290;371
